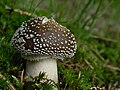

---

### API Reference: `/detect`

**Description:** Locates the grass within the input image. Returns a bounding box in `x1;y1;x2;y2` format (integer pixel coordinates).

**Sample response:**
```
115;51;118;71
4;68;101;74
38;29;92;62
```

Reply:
0;0;120;90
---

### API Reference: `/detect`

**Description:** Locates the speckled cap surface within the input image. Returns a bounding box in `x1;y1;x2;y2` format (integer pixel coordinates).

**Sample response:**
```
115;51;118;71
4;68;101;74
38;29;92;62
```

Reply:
11;16;77;60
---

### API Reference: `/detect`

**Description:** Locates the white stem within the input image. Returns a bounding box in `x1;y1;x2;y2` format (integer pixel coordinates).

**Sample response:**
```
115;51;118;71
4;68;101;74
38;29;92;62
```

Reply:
25;58;58;90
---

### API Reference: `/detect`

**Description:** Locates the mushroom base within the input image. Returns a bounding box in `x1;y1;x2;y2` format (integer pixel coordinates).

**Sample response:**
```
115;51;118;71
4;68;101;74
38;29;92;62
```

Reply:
25;58;58;89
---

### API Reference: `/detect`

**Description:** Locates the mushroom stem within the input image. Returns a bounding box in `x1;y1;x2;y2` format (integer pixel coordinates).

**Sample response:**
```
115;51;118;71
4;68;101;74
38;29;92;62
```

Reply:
25;58;58;89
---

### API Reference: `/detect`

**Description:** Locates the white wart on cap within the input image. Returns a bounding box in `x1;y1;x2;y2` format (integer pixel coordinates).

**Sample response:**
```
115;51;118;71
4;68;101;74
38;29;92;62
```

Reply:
11;16;77;60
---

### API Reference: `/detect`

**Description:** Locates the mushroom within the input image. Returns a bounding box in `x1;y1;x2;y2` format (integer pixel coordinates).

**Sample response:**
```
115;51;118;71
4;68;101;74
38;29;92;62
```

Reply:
11;16;77;89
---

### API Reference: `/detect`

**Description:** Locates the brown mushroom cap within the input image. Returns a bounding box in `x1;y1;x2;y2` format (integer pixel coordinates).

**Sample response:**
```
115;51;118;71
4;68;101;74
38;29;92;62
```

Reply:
11;16;77;60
